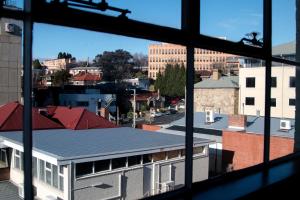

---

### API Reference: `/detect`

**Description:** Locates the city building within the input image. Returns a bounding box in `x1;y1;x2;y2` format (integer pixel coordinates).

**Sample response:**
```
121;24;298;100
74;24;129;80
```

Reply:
148;43;239;79
194;70;239;115
0;17;23;105
0;128;212;200
59;88;116;114
69;66;102;76
239;66;295;119
71;72;102;86
43;58;75;74
122;78;150;90
157;112;294;174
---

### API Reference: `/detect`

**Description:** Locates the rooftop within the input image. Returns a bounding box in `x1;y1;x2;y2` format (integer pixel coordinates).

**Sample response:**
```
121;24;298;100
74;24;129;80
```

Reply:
70;66;101;70
168;112;295;138
0;181;22;200
194;76;239;89
73;72;101;81
0;127;212;164
272;41;296;56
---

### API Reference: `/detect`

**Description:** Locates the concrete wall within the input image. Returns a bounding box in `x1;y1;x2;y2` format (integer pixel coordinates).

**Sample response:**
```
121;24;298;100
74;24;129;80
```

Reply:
239;66;295;119
0;18;22;105
223;130;294;170
73;156;208;200
194;88;239;115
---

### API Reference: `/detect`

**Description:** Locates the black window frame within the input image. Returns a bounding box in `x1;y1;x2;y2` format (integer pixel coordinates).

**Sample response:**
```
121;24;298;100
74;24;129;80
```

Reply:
290;76;296;88
2;0;299;199
289;98;296;106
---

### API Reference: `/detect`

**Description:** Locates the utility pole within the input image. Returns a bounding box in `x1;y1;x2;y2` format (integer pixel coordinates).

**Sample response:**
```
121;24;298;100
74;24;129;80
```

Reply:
133;88;136;128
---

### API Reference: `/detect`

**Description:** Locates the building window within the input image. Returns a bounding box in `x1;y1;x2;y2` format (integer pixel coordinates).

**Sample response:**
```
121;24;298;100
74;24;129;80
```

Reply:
152;152;167;162
167;150;180;159
193;146;205;155
271;77;277;87
271;98;276;107
290;76;296;87
14;150;23;170
0;149;7;167
246;77;255;88
39;160;45;182
289;98;296;106
52;165;58;188
128;155;142;167
45;162;52;185
112;157;127;169
32;157;37;178
245;97;255;105
142;154;152;164
94;159;110;172
76;162;93;177
59;166;64;191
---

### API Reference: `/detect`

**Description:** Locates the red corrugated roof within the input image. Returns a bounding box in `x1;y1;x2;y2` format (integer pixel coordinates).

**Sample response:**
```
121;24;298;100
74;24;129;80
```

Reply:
52;106;117;130
73;72;101;81
0;102;63;131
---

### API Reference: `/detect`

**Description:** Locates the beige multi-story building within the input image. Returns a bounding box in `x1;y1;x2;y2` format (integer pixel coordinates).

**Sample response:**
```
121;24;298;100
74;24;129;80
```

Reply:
239;66;295;119
148;43;239;79
43;58;74;74
194;70;239;115
0;17;23;105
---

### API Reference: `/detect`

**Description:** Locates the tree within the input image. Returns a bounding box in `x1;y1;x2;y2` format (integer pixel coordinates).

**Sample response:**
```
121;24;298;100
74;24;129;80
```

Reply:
132;53;148;70
52;70;71;86
154;63;186;97
32;59;42;69
57;52;73;59
93;49;133;82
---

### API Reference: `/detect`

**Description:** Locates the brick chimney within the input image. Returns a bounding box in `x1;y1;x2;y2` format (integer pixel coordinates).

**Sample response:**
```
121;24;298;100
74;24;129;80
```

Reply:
228;115;247;131
212;69;221;80
100;108;110;120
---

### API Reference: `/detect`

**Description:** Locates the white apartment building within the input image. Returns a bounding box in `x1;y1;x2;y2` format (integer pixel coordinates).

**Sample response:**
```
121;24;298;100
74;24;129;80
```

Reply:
69;67;102;76
43;58;74;74
239;66;295;119
0;128;212;200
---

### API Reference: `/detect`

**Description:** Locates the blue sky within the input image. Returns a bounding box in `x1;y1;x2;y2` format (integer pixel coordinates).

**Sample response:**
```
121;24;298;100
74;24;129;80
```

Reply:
30;0;296;60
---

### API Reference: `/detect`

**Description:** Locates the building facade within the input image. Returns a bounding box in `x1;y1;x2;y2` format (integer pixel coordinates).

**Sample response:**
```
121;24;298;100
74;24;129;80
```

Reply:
0;18;22;105
0;128;211;200
194;70;239;115
239;66;295;119
69;67;102;76
148;43;239;80
43;58;74;74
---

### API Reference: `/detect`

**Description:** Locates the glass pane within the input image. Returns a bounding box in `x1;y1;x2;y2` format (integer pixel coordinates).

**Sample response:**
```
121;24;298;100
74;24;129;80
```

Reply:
94;159;110;172
270;63;296;161
46;170;52;185
2;0;23;10
200;0;263;44
45;0;180;29
272;0;298;62
39;160;45;181
191;49;265;180
59;176;64;191
32;24;186;199
52;165;58;188
32;157;37;178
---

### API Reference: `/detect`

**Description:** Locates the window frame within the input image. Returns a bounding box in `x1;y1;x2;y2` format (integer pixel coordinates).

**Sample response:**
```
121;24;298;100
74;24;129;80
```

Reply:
246;77;256;88
2;0;299;199
245;97;255;106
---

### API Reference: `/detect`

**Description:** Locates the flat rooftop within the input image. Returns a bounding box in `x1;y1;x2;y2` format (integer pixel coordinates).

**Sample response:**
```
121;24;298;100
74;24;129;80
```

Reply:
0;127;212;164
168;112;295;138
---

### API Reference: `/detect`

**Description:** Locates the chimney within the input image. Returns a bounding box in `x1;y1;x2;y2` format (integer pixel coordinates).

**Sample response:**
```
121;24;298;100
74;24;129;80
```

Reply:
100;107;110;120
212;69;221;80
228;115;247;131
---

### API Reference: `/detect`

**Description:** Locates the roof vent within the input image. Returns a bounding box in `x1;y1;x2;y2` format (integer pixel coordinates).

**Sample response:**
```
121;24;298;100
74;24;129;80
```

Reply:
280;119;291;131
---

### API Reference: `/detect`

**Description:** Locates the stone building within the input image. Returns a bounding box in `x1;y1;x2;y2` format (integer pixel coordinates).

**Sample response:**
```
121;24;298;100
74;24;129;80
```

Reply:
0;18;23;105
194;70;239;115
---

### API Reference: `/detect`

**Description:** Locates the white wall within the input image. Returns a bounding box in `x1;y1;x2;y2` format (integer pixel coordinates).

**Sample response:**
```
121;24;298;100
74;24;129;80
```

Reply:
239;66;295;119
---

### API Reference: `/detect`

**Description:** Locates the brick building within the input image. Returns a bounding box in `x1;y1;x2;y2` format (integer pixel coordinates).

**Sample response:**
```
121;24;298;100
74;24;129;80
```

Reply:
148;43;240;79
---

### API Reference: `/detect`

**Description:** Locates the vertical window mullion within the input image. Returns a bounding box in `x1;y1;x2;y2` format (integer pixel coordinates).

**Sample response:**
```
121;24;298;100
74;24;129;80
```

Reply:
263;0;272;164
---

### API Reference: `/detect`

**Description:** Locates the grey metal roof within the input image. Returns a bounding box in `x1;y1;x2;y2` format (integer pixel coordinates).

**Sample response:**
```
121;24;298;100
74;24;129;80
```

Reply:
272;41;296;56
0;127;212;163
70;67;101;70
0;181;22;200
168;112;295;138
194;76;239;89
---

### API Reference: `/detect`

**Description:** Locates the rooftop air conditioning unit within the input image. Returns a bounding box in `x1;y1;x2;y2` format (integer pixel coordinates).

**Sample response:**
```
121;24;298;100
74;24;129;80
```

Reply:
280;120;291;130
4;23;15;33
205;110;214;123
18;184;24;199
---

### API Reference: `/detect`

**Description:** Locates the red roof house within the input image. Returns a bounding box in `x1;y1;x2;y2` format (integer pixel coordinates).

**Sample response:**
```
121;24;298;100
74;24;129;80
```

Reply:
0;102;63;131
52;106;117;130
72;72;101;85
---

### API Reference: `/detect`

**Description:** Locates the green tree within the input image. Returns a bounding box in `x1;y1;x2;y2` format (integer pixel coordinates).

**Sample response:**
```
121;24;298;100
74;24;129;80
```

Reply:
57;52;73;59
94;49;133;82
32;59;42;69
52;70;71;86
154;63;186;97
